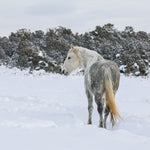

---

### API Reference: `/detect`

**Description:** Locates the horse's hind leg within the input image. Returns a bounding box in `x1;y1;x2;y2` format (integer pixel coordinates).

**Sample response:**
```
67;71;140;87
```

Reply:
95;94;104;128
86;90;93;124
104;104;110;128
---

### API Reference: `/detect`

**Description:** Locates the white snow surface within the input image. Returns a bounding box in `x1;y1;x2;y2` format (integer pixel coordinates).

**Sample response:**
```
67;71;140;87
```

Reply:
0;66;150;150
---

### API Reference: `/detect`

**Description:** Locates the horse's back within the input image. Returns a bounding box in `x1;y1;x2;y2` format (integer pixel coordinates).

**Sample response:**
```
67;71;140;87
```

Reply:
89;60;120;94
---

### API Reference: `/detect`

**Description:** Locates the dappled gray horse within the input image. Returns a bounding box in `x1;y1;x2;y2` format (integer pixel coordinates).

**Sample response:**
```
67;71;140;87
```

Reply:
62;46;122;128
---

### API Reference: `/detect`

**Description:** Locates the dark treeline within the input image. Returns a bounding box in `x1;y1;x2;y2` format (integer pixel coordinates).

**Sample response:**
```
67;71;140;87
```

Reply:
0;23;149;76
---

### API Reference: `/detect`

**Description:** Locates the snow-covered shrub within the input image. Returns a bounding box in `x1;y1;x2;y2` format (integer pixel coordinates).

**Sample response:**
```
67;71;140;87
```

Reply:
0;24;149;76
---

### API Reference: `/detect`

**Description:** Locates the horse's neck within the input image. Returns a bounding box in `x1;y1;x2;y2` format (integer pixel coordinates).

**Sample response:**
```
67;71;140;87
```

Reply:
79;49;104;70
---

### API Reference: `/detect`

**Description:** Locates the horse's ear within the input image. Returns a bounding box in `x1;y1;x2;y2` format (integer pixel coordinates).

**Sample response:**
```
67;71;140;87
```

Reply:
73;47;79;53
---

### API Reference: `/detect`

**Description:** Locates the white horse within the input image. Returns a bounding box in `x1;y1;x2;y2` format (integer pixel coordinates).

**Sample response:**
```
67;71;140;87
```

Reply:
62;46;122;128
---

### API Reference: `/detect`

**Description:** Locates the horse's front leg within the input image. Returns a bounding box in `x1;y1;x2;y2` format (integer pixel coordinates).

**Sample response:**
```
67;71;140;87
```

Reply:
86;90;93;124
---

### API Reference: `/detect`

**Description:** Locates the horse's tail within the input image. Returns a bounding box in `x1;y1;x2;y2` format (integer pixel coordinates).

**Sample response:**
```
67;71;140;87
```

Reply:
104;68;122;127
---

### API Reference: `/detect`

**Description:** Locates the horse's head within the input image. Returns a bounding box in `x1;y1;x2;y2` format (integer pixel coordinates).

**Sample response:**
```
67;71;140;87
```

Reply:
62;46;81;75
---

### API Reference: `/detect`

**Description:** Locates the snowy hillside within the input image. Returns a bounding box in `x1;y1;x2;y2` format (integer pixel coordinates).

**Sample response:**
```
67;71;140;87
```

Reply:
0;66;150;150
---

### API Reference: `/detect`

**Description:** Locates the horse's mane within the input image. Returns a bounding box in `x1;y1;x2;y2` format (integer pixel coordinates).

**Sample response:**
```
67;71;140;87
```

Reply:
73;46;104;61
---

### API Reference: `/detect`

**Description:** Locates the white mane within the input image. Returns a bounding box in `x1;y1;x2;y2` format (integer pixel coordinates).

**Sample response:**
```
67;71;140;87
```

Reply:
73;46;104;70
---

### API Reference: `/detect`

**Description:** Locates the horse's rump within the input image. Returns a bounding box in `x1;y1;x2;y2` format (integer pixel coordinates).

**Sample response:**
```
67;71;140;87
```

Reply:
89;60;122;126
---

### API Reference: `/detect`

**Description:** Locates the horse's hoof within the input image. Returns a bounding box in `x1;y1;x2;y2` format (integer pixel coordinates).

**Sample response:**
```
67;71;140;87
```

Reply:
99;124;103;128
88;121;92;125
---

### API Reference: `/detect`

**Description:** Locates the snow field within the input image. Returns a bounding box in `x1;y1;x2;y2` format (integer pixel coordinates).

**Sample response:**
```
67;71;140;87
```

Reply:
0;66;150;150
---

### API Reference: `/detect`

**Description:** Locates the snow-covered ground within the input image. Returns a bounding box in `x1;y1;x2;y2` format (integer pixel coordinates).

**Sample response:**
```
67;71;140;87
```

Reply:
0;66;150;150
